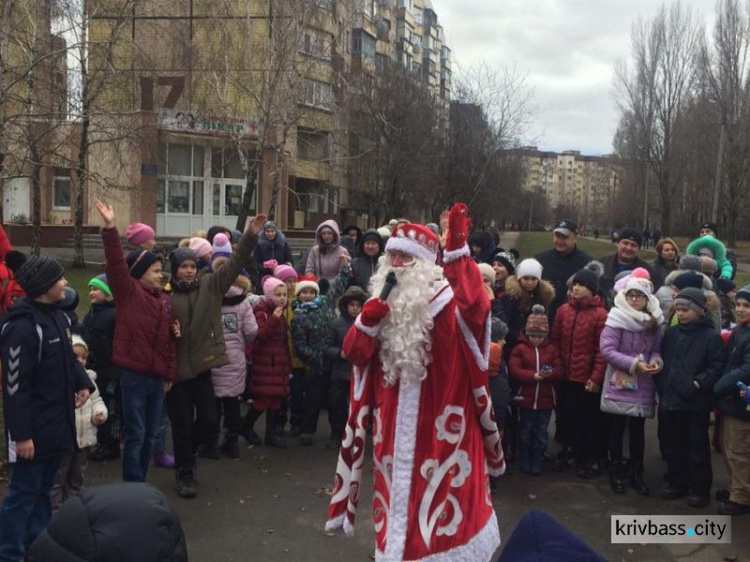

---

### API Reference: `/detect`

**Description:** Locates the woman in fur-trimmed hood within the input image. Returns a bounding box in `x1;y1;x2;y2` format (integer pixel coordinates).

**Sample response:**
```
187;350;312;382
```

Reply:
505;258;555;327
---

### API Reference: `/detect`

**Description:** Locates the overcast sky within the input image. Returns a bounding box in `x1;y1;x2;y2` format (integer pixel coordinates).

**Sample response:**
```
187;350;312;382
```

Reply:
437;0;716;155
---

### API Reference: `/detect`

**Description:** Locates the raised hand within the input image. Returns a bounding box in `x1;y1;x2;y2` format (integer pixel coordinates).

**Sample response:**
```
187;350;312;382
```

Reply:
247;213;268;236
93;199;115;229
439;209;450;247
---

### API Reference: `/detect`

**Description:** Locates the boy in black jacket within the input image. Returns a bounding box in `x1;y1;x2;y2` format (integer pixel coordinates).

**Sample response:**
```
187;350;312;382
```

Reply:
0;251;93;561
656;287;725;508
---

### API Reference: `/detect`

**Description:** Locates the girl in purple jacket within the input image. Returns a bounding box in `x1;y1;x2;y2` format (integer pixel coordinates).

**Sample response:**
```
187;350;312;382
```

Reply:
599;269;664;496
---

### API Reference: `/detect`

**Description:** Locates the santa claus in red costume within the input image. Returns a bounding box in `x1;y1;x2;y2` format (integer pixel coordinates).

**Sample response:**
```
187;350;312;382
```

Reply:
325;203;505;561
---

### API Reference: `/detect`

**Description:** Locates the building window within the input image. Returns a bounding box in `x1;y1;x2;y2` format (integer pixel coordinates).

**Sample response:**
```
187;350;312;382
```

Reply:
297;128;330;161
52;168;72;210
299;78;334;110
352;29;376;63
299;29;331;61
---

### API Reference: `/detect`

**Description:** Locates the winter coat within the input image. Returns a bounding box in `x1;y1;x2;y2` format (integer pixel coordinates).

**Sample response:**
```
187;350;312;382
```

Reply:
170;232;257;383
508;335;563;410
651;257;678;290
714;322;750;420
305;220;350;280
291;267;350;375
550;295;608;385
535;246;593;319
686;235;732;279
599;292;664;418
598;253;655;301
82;301;116;375
102;227;177;381
341;225;363;255
505;275;555;327
254;228;293;280
211;286;258;398
1;298;94;462
325;313;356;382
28;483;188;562
719;294;736;330
492;283;523;353
656;317;725;413
350;228;385;293
467;230;497;264
657;268;722;329
283;305;305;370
249;299;291;399
76;369;108;449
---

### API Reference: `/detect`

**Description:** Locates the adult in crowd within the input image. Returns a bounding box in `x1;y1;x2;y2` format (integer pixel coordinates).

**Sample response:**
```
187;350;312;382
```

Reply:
305;220;350;281
599;229;654;299
349;229;384;293
341;225;363;257
651;237;680;289
253;220;293;280
535;219;592;320
698;222;737;280
206;225;232;246
468;230;497;264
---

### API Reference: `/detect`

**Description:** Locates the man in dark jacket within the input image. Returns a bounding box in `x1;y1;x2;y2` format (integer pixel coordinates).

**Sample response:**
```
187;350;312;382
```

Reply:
350;229;384;293
535;219;592;320
0;251;94;562
598;228;655;299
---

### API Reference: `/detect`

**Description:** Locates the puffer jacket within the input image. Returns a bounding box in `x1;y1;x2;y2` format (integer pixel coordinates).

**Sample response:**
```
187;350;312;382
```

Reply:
325;313;355;382
651;257;678;290
82;301;116;375
248;299;291;399
102;227;177;381
170;232;257;382
550;295;608;385
350;228;384;293
76;369;108;449
599;292;664;418
714;322;750;420
598;253;655;301
656;316;725;413
508;335;563;410
505;276;555;327
305;220;350;280
254;228;293;280
211;285;258;398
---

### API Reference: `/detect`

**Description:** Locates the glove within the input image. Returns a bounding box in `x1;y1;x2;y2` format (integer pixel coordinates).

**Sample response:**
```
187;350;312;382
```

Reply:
263;259;279;270
446;203;470;251
360;298;390;327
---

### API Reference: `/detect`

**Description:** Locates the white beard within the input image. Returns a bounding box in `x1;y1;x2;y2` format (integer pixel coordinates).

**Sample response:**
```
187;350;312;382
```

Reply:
370;256;444;386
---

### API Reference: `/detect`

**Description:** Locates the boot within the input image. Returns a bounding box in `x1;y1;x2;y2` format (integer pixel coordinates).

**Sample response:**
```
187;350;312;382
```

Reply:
220;434;240;459
175;469;197;499
630;463;650;496
264;409;287;449
196;441;220;460
609;461;626;494
239;408;263;447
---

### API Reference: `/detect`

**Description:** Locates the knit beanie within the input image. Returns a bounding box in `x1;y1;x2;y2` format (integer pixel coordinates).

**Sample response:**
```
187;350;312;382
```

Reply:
736;284;750;303
516;258;543;281
624;276;653;298
699;221;719;237
491;251;516;275
263;221;277;232
125;223;155;246
697;247;714;258
674;287;707;315
188;237;212;260
211;233;232;260
6;251;65;299
126;250;162;280
362;230;383;246
263;277;285;303
525;304;550;337
678;254;703;272
491;317;509;342
273;264;299;282
618;228;642;247
296;275;320;296
716;278;736;297
60;286;79;312
672;271;704;291
71;333;88;351
572;261;603;294
169;248;199;277
477;263;495;284
88;274;111;297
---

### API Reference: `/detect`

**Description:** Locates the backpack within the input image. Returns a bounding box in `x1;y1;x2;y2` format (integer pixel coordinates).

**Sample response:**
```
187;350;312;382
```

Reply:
0;262;24;314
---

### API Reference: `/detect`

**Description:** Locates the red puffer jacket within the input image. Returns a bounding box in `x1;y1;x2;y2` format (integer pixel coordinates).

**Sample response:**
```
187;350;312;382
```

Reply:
102;227;176;381
249;300;291;398
508;335;564;410
550;295;607;385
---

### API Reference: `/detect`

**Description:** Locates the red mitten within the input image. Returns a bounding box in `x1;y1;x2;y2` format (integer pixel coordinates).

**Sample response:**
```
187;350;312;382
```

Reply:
360;297;390;326
447;202;470;250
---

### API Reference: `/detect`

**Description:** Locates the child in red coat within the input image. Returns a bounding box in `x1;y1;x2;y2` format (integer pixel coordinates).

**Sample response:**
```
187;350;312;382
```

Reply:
509;305;563;475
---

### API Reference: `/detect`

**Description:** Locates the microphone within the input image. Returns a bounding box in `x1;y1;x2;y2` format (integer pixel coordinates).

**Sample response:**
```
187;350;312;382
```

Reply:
379;271;398;301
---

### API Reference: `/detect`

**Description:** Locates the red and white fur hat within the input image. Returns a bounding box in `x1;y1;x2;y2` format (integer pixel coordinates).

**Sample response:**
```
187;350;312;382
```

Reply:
385;223;440;262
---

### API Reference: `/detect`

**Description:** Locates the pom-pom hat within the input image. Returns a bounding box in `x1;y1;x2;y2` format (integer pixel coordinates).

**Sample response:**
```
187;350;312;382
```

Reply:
385;223;440;262
125;223;154;246
211;233;232;260
6;250;64;299
526;304;550;336
516;258;543;280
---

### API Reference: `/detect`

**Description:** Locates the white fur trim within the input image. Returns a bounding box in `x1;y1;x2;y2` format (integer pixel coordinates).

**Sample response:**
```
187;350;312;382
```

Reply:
355;314;381;337
442;244;470;264
325;515;345;532
383;378;422;561
455;309;491;371
343;517;355;538
375;511;500;562
429;284;454;318
352;364;370;401
386;236;437;263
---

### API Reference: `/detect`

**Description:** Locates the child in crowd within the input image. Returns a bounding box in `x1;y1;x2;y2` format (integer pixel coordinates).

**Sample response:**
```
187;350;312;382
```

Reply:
94;199;177;486
599;271;663;496
686;234;732;279
325;286;368;448
188;237;213;270
509;305;563;475
714;284;750;516
716;278;737;330
657;287;724;508
550;261;607;478
209;259;258;459
83;274;121;463
506;258;555;327
0;251;93;561
241;277;291;449
125;222;156;251
291;258;351;446
51;335;108;510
